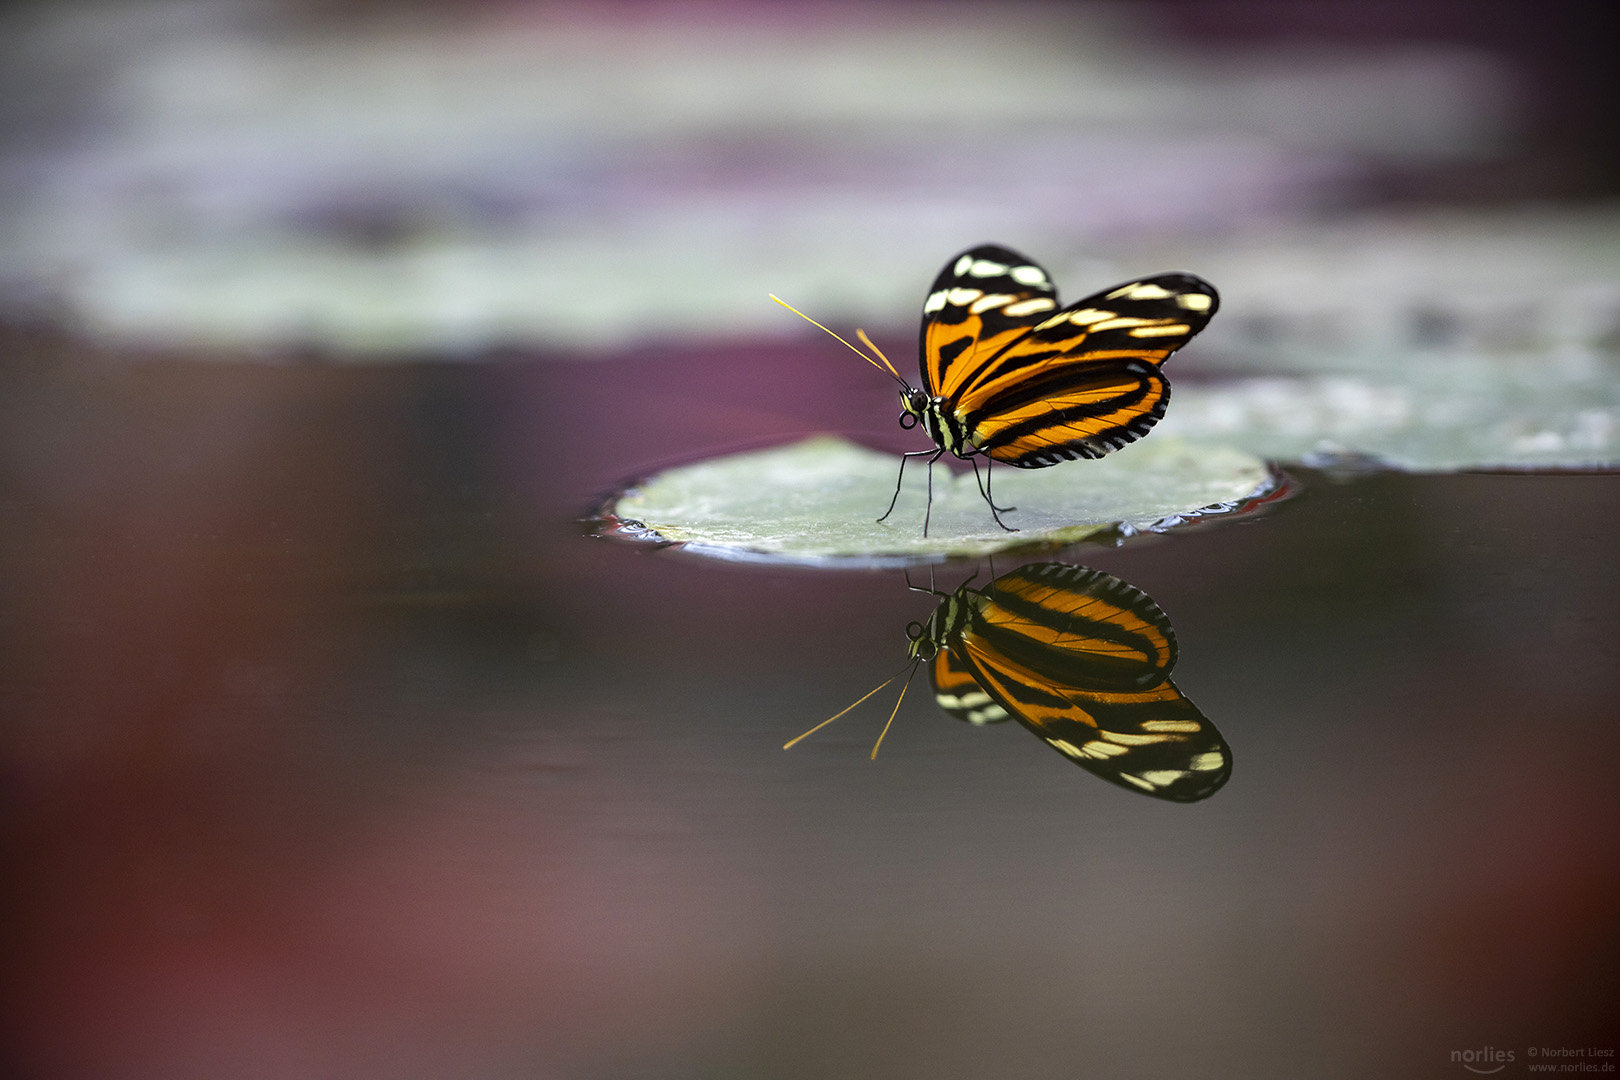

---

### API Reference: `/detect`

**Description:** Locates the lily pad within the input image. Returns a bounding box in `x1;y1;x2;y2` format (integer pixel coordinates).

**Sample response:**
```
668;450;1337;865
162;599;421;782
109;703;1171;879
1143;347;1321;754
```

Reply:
1160;356;1620;472
603;435;1276;564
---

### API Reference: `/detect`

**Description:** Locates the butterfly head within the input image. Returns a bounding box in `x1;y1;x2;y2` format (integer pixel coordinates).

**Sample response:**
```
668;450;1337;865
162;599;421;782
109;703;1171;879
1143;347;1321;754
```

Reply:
905;585;977;662
905;619;940;662
897;387;929;431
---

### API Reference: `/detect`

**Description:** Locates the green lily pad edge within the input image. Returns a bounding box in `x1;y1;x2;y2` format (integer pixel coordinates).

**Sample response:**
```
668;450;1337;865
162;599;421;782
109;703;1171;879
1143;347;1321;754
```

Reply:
603;435;1279;565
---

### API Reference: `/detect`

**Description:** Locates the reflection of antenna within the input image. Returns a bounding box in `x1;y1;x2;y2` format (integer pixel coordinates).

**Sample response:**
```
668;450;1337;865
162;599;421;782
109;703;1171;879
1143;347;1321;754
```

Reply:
784;658;921;759
867;664;916;759
769;294;908;387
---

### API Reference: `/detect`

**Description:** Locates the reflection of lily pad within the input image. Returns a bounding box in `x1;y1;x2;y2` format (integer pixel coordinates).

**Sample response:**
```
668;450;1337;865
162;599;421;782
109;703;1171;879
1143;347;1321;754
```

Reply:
605;435;1275;564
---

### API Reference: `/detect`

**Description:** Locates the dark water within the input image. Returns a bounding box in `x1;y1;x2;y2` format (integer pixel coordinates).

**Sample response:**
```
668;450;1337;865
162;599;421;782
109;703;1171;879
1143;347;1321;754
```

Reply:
3;339;1617;1079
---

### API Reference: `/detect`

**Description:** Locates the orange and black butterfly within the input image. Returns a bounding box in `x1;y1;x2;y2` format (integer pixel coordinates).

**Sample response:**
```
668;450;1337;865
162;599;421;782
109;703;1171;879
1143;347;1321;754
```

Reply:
787;561;1231;802
774;245;1219;533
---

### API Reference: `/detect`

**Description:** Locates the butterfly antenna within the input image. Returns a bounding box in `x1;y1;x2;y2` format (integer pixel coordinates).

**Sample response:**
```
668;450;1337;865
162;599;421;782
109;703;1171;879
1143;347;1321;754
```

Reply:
783;666;905;750
855;327;904;382
870;658;920;760
769;294;908;386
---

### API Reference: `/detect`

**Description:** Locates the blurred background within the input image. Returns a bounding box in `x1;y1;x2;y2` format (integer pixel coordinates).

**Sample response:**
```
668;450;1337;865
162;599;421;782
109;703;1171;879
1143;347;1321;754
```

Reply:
2;0;1618;355
2;2;1618;1078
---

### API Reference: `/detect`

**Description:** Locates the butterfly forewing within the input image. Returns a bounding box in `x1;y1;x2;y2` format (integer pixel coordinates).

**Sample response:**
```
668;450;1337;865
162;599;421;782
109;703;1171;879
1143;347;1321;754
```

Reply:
948;563;1230;802
921;245;1219;469
920;245;1062;402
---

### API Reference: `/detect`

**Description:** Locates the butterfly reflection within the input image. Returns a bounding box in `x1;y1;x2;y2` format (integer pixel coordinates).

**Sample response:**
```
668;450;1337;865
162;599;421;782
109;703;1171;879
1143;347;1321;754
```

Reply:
790;562;1231;802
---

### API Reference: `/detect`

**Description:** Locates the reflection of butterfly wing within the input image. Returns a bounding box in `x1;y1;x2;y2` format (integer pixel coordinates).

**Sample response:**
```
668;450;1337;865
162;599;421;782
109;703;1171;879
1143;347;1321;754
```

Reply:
921;245;1218;468
930;649;1010;725
951;562;1231;802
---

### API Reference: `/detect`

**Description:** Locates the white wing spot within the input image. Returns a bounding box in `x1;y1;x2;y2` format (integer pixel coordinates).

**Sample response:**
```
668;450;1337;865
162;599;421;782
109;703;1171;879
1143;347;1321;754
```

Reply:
1089;316;1154;332
969;293;1015;314
1177;292;1213;312
1105;282;1143;300
1138;769;1189;787
1003;297;1057;317
1067;308;1115;326
1102;731;1169;746
924;290;948;314
1124;283;1175;300
1189;752;1226;772
953;255;975;276
1128;323;1191;338
1119;774;1156;791
946;287;984;306
969;259;1010;278
1010;264;1048;287
1141;719;1202;733
966;704;1008;725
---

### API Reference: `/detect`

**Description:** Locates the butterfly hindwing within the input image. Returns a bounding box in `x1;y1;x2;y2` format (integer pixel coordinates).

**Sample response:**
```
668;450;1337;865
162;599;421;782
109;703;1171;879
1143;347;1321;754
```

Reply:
969;562;1177;690
920;245;1219;470
963;273;1218;468
930;648;1010;725
949;563;1231;802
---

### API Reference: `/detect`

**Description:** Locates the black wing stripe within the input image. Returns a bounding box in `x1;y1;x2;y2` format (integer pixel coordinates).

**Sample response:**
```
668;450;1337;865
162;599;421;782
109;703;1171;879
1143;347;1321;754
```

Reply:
965;360;1161;426
973;387;1169;466
973;598;1174;691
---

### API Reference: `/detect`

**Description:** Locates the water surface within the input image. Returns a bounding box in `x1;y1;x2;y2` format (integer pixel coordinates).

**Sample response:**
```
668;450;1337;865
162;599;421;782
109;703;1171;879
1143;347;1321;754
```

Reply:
3;340;1617;1079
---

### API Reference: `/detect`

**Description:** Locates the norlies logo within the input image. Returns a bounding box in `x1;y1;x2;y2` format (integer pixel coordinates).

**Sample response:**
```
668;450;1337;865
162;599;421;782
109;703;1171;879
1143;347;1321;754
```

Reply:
1453;1047;1515;1074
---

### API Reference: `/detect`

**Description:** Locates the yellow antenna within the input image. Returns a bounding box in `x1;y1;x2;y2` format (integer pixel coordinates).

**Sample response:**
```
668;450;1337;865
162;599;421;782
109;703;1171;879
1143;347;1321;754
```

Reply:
769;294;905;383
783;674;898;750
783;659;921;757
868;665;916;759
856;327;903;382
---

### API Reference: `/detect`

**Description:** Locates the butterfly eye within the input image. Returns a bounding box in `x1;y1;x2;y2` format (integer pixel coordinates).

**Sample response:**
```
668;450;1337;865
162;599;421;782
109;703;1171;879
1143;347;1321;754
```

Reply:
899;412;919;430
905;620;925;640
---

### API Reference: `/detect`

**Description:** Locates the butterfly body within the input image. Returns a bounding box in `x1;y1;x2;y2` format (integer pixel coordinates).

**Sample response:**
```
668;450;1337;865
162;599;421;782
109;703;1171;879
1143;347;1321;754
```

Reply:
899;387;974;458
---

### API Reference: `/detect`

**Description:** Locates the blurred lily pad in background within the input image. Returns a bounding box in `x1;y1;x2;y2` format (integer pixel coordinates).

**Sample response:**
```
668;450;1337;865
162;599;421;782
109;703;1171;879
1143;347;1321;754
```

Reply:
0;1;1541;354
605;435;1276;563
1164;359;1619;472
1146;209;1620;471
3;3;1616;476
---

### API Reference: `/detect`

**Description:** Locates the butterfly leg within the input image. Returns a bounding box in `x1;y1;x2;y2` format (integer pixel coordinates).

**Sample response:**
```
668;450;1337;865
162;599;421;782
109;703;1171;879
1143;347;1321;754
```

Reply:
970;455;1018;532
878;448;943;526
924;455;933;536
903;565;947;597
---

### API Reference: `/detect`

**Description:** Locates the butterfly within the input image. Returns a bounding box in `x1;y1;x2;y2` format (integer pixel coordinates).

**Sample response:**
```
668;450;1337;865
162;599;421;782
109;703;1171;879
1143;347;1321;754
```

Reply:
786;561;1232;802
773;245;1219;533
